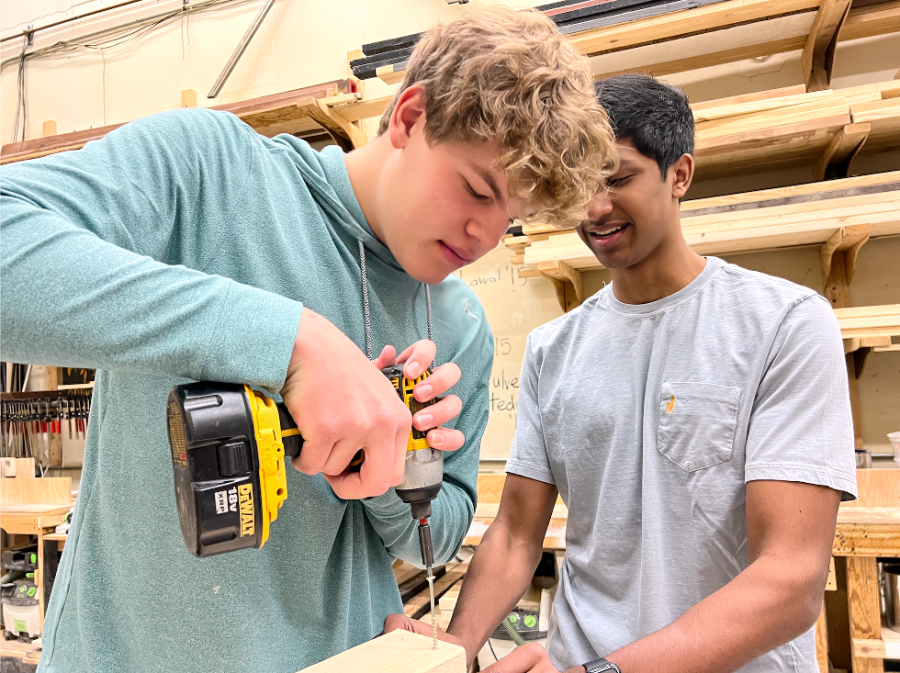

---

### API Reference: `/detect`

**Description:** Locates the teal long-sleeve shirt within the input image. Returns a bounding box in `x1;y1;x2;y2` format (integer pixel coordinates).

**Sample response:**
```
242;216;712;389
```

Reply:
0;109;493;672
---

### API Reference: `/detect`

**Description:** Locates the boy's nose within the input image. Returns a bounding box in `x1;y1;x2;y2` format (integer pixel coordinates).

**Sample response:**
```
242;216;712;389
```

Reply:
587;193;614;221
466;212;506;251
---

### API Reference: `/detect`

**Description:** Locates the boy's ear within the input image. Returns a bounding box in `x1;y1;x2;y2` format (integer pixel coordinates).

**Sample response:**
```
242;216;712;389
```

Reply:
388;85;427;150
670;153;694;200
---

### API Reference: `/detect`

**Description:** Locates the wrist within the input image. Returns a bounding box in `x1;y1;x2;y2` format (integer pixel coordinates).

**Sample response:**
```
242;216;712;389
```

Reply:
445;624;479;665
583;657;621;673
282;309;323;394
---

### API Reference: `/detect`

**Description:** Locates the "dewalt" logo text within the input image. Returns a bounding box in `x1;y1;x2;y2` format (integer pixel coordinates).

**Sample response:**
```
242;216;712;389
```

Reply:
238;483;255;537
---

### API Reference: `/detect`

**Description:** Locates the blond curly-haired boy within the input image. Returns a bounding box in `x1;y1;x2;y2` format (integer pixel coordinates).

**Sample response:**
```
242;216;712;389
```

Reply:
0;5;614;672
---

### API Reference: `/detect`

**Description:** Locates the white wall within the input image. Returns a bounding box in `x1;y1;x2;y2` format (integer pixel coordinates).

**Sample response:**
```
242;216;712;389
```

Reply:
0;0;546;143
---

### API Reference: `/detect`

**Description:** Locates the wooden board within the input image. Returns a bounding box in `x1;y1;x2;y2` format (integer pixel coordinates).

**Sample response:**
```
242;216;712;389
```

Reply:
589;0;898;81
852;97;900;152
521;200;900;271
0;457;35;478
847;556;884;673
834;305;900;340
567;0;820;57
299;630;465;673
515;179;900;274
843;469;900;508
0;504;71;535
0;477;72;505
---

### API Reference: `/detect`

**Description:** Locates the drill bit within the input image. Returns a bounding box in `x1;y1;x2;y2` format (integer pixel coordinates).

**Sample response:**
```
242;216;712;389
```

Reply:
417;517;438;649
426;564;438;649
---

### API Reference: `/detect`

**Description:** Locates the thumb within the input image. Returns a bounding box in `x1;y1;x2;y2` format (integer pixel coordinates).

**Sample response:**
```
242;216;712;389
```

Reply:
372;345;397;370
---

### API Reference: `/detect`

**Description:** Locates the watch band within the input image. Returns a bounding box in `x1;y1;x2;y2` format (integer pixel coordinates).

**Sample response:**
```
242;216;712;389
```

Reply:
583;657;622;673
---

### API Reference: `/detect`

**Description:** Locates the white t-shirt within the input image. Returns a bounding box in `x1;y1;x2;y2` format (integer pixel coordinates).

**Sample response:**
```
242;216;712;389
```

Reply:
507;257;857;672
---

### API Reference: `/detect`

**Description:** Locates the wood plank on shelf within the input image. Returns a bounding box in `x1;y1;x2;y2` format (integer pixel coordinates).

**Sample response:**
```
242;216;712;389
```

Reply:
332;95;395;123
694;112;852;177
593;15;812;80
835;305;900;340
839;0;900;42
592;0;899;81
691;84;809;111
695;98;850;138
852;97;900;152
692;89;838;122
682;170;900;210
518;182;900;271
567;0;820;57
0;79;353;165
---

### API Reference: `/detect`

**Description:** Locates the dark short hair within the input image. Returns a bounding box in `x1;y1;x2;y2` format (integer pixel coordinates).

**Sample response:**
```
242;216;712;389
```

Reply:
594;74;695;180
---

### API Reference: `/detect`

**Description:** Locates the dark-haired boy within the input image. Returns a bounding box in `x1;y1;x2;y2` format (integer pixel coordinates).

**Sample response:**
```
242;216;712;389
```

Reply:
385;74;856;673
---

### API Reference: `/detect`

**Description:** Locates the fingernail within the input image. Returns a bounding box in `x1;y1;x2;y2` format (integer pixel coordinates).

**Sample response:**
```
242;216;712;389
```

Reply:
417;384;433;400
405;361;420;378
429;432;444;447
417;413;434;429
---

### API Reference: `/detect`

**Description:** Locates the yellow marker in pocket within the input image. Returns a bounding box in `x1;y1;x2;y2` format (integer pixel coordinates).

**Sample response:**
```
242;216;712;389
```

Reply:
666;395;675;414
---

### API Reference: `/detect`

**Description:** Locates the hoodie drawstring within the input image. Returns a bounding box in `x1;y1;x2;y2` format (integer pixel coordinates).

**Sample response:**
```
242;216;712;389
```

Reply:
358;240;432;361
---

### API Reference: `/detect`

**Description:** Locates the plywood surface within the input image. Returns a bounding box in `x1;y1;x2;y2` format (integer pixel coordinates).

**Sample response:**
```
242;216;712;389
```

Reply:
0;477;72;505
299;630;465;673
843;469;900;508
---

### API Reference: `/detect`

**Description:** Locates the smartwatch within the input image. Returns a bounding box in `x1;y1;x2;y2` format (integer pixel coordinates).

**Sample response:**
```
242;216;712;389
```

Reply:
583;658;622;673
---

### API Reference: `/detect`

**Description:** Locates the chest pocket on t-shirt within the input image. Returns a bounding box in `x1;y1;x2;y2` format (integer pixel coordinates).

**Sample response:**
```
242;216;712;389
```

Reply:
657;382;740;472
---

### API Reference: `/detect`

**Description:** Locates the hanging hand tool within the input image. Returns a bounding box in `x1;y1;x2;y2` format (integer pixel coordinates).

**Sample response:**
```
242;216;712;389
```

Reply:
166;365;444;562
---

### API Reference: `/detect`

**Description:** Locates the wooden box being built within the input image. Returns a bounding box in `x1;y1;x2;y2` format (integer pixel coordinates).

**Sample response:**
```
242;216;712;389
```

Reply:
299;630;466;673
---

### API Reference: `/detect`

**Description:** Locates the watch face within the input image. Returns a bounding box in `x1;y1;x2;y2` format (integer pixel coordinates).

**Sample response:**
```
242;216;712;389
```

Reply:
587;662;620;673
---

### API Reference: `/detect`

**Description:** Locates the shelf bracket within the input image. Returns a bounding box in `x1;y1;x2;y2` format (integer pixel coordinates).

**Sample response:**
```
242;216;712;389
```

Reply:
820;224;870;307
539;261;584;313
297;96;367;151
802;0;853;92
812;122;869;180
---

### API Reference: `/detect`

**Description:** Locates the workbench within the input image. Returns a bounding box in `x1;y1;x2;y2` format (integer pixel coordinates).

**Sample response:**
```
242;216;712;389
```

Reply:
824;469;900;673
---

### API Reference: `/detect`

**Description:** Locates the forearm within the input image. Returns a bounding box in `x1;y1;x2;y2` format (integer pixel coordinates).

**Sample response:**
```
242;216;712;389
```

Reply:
1;196;301;391
448;519;544;663
607;554;824;673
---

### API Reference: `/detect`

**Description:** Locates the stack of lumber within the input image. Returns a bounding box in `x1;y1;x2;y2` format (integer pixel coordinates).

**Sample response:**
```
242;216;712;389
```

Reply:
835;305;900;349
692;80;900;178
507;171;900;277
849;82;900;153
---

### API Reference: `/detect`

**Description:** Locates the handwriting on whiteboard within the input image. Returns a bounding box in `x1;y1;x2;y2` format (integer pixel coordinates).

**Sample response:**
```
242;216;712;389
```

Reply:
455;245;562;460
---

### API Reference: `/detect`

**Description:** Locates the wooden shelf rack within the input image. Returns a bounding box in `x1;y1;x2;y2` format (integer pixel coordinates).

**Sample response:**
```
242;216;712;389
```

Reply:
0;79;365;165
506;170;900;277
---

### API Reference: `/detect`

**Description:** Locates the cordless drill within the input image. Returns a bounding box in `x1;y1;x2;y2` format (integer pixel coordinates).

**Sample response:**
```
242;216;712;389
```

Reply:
165;365;442;562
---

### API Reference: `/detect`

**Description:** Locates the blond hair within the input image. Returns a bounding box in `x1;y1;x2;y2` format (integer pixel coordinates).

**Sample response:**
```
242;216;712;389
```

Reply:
377;5;615;228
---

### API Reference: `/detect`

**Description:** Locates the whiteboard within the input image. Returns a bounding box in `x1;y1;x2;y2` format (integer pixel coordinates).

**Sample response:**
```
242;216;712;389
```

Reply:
455;244;562;461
